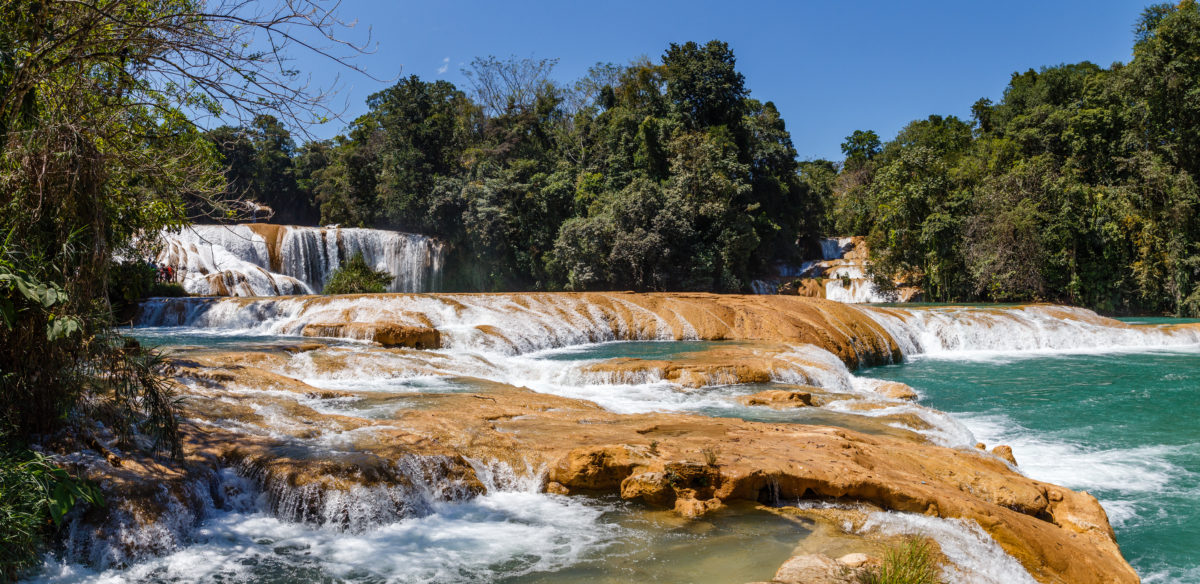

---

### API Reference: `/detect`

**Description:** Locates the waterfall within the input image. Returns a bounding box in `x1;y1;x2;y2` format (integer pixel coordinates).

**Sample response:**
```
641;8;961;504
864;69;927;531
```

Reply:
135;294;1200;362
749;280;776;294
154;224;445;297
819;237;854;260
134;293;1200;364
860;305;1200;357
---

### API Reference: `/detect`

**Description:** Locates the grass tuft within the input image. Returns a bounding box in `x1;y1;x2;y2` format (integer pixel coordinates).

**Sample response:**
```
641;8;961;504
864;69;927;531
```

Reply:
857;537;942;584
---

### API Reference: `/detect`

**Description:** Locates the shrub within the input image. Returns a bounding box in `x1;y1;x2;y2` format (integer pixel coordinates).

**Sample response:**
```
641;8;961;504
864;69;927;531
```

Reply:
2;246;183;456
108;262;188;316
323;252;394;294
149;282;188;297
858;537;941;584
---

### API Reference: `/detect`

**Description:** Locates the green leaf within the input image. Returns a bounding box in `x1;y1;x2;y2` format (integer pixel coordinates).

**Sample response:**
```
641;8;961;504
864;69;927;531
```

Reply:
46;316;80;341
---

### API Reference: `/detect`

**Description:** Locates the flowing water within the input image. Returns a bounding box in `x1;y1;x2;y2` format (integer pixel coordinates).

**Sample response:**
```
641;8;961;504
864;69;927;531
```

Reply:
862;345;1200;583
36;297;1200;582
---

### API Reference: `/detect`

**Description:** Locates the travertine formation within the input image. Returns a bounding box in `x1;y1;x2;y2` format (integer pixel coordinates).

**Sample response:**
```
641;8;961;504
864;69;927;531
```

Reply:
64;293;1167;583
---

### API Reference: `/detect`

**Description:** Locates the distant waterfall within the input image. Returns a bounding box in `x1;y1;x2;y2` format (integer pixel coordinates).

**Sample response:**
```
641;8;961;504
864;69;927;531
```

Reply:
749;280;776;294
155;224;445;297
820;237;854;260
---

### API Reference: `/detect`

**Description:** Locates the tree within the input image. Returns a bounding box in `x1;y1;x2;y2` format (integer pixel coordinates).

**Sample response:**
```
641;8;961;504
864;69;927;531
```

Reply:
370;76;476;231
0;0;363;442
323;252;394;294
210;115;318;224
841;130;881;167
462;55;559;117
662;40;748;130
0;0;363;573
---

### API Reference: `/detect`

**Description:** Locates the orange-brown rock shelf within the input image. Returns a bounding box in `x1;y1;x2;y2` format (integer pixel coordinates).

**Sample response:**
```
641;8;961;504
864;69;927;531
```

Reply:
101;293;1149;583
143;292;904;368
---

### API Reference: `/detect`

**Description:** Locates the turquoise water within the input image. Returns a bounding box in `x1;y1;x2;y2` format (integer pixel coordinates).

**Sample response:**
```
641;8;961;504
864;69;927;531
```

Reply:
532;340;735;361
126;327;312;350
863;349;1200;583
1117;316;1200;326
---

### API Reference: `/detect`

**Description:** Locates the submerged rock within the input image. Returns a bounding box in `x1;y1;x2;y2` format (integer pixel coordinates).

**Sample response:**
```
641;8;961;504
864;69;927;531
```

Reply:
872;381;919;401
673;496;723;519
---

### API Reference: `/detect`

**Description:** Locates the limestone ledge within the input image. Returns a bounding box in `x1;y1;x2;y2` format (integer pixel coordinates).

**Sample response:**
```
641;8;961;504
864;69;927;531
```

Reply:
88;294;1150;584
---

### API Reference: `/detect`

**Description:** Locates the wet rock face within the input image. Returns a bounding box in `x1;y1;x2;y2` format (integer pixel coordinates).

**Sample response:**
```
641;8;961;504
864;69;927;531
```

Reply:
872;381;919;401
137;292;907;368
993;444;1019;466
301;322;441;349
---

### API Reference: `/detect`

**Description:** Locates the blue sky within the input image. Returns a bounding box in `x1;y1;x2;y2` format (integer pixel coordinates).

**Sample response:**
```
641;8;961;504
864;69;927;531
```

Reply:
297;0;1144;160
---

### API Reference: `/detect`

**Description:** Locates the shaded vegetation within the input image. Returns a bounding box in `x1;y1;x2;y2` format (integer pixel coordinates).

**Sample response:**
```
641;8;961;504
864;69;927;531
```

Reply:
0;0;359;575
0;450;104;582
323;252;395;294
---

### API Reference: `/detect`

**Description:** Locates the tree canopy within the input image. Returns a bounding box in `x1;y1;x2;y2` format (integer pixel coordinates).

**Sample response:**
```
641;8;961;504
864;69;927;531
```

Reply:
819;0;1200;314
241;40;821;292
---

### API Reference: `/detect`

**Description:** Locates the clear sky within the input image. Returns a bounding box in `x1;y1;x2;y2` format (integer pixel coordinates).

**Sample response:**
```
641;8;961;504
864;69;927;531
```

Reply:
297;0;1146;161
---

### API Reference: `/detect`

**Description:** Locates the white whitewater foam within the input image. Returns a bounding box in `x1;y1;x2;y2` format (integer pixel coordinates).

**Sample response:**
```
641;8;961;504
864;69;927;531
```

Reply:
139;294;1200;362
156;225;311;296
860;511;1037;584
863;305;1200;359
136;294;678;354
820;237;854;260
958;413;1188;495
265;339;867;416
825;277;893;304
36;493;618;584
36;462;622;584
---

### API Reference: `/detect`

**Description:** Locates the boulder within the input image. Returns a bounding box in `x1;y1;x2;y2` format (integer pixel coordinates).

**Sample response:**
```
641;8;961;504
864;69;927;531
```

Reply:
673;496;723;519
874;381;919;401
738;390;814;408
301;322;441;349
773;554;855;584
992;444;1018;466
620;471;675;507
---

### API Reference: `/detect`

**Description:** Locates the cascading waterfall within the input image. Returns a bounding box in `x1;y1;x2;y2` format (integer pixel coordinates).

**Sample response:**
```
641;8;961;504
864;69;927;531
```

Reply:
154;224;445;297
135;294;1200;360
135;294;686;355
819;236;854;260
860;304;1200;357
749;279;777;294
